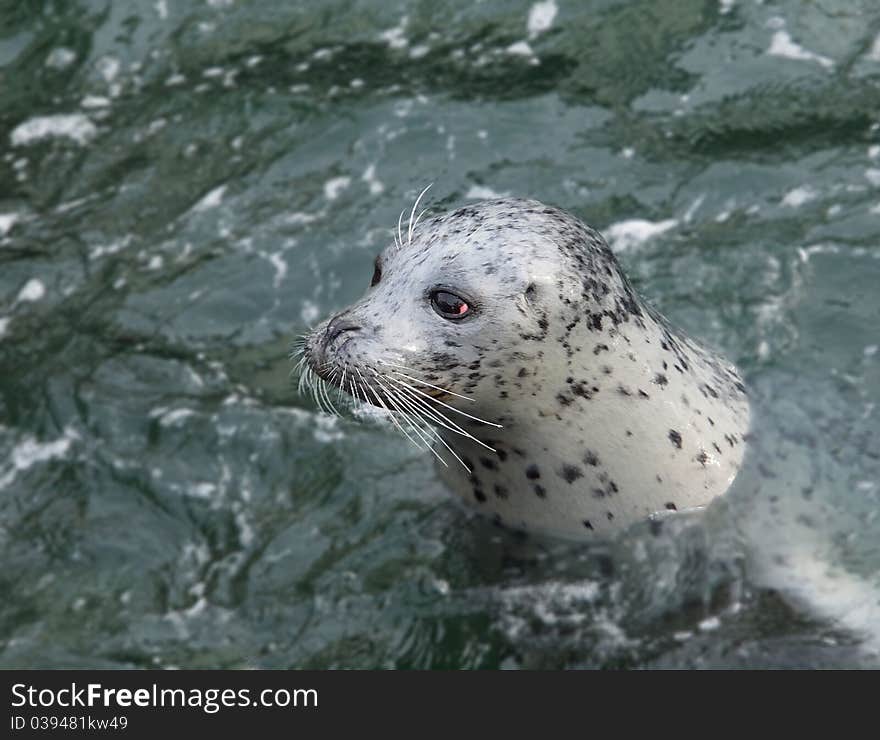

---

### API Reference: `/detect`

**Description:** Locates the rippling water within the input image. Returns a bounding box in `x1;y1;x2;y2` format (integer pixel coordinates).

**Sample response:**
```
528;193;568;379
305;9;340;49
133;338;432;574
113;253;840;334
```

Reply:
1;0;879;668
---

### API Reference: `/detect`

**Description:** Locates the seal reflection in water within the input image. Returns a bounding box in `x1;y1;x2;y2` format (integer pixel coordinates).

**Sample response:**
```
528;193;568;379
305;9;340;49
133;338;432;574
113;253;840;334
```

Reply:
296;197;750;540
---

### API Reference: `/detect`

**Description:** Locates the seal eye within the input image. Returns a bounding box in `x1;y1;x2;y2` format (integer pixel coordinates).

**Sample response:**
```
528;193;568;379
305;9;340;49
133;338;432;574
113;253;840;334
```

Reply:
370;257;382;287
430;290;471;320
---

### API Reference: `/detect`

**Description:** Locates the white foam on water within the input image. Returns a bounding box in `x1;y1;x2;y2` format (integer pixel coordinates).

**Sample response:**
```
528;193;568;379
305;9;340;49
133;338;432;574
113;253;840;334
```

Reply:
300;299;321;325
285;210;322;226
466;184;510;199
604;218;677;252
192;184;227;211
96;56;120;83
89;235;132;260
869;34;880;62
380;16;408;49
188;482;216;499
527;1;558;38
150;407;197;426
81;95;110;109
0;212;20;237
45;47;76;69
781;185;817;208
506;41;534;57
683;193;706;222
17;278;45;303
323;176;351;201
719;0;735;14
757;542;880;657
361;163;384;195
0;428;79;490
10;113;97;146
865;169;880;187
313;414;345;443
768;30;833;69
698;616;721;632
262;251;288;290
154;0;168;19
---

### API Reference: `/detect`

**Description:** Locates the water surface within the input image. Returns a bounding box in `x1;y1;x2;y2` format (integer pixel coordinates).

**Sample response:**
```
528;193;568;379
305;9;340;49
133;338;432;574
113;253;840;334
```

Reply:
1;0;879;668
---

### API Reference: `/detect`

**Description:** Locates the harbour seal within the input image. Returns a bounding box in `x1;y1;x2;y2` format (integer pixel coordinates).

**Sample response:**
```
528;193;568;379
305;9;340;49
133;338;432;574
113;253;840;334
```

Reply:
297;197;750;539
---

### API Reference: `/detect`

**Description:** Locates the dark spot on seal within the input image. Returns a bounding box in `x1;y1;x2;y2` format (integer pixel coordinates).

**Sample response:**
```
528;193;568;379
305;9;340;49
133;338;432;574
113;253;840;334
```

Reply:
696;450;709;466
559;464;583;483
533;484;546;498
638;389;650;399
473;488;487;503
493;484;509;499
480;456;498;471
517;367;528;378
556;392;573;406
583;450;599;467
525;464;540;480
665;502;677;511
606;511;614;521
582;520;594;530
654;373;668;387
668;430;682;449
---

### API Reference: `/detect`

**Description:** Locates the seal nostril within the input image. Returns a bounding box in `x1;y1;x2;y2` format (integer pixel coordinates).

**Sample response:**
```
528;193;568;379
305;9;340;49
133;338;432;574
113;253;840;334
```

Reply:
322;316;362;350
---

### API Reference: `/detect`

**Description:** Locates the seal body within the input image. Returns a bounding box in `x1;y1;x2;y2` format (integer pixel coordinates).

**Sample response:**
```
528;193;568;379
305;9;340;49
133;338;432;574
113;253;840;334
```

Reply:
302;198;750;540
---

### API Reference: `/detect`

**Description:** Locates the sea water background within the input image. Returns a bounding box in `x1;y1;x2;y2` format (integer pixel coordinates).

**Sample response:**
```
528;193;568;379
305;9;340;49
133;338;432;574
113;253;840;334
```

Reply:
0;0;878;668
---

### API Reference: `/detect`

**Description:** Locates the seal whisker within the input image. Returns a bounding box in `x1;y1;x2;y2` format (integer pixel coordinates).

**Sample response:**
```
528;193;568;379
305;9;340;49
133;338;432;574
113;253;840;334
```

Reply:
378;359;475;400
391;378;496;453
365;370;439;460
397;209;405;251
383;379;472;471
386;369;475;403
318;371;342;417
385;375;503;428
408;183;432;246
376;378;459;470
412;206;430;234
348;376;367;410
307;367;325;414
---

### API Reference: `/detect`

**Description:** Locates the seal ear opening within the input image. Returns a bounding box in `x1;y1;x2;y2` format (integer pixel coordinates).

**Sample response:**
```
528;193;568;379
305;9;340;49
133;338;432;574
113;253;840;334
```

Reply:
524;282;537;301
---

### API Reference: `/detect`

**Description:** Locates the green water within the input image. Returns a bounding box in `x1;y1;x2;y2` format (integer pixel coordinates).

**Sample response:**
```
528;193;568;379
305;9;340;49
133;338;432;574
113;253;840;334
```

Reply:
1;0;878;668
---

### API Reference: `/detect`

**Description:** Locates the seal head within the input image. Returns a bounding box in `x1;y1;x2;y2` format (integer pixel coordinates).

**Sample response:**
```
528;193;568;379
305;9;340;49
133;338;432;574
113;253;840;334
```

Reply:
302;198;750;539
